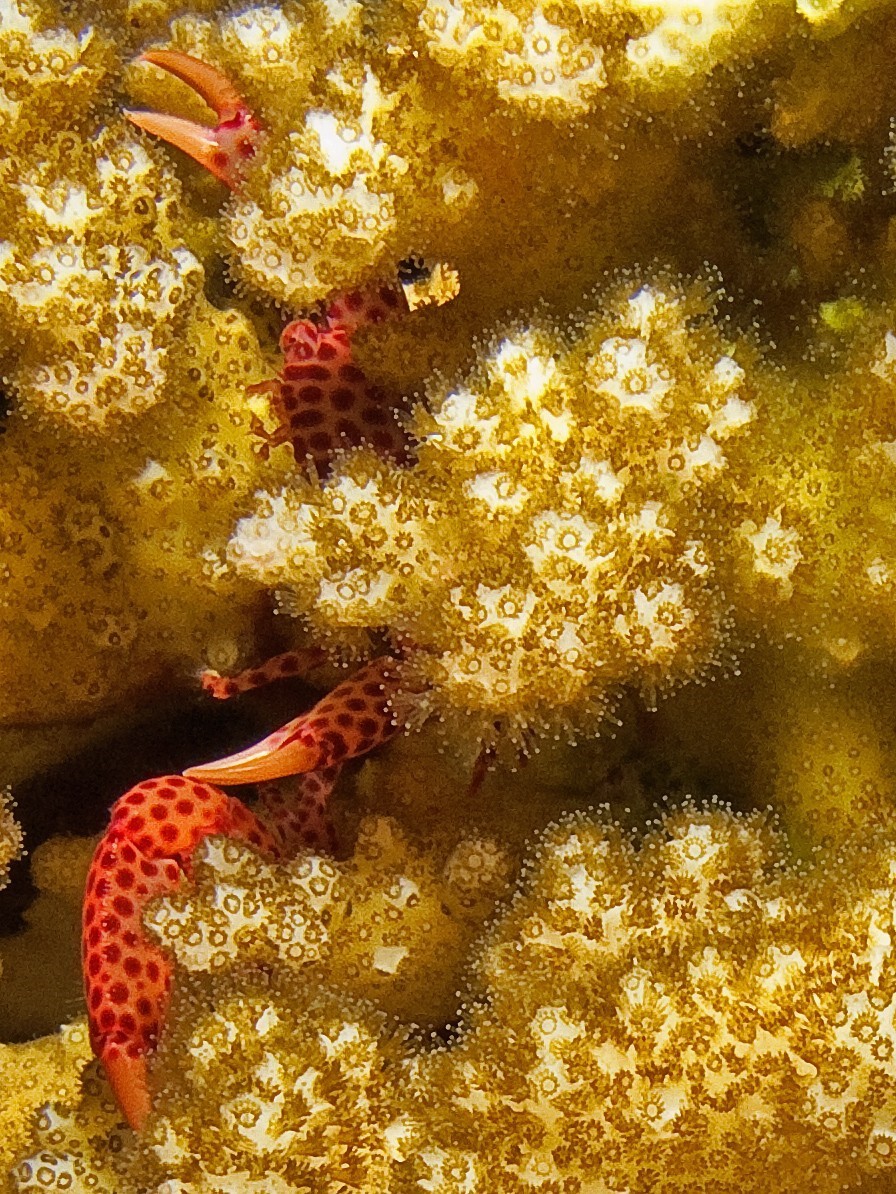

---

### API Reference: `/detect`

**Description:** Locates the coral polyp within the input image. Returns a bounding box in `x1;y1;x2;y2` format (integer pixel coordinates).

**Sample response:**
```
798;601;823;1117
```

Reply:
230;275;762;749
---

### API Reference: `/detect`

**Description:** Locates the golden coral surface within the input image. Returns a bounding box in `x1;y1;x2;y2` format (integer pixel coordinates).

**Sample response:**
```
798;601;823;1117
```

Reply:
10;0;896;1187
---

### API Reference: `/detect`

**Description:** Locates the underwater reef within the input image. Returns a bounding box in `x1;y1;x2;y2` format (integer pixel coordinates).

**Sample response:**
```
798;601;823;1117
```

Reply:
10;0;896;1185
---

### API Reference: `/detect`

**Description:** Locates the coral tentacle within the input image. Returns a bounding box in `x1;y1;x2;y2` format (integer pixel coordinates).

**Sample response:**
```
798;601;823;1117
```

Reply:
184;656;401;783
126;49;261;188
83;776;279;1130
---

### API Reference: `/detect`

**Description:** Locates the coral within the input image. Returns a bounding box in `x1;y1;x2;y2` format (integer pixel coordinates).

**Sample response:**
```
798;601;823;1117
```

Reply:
229;274;762;750
403;803;896;1191
0;0;115;158
0;836;94;1040
747;663;896;853
0;1022;93;1194
724;306;896;668
0;291;287;722
0;119;207;430
0;785;23;983
145;811;515;1025
18;799;896;1190
0;791;23;899
13;0;896;1183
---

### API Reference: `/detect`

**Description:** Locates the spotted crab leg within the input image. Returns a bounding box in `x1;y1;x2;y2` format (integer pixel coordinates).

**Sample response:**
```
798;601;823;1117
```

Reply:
126;49;261;188
200;650;345;851
257;768;342;854
185;656;401;783
83;776;279;1131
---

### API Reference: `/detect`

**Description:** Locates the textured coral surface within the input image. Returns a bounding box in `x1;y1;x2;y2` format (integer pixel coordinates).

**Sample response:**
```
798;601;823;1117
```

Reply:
9;0;896;1185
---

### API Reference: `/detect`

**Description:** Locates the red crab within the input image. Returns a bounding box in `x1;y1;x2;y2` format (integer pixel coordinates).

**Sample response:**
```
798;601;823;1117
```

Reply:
83;653;401;1130
82;52;431;1130
127;48;411;477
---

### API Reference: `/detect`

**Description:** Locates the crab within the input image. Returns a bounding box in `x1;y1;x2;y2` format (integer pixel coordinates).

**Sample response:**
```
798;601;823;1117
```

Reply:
81;51;430;1130
127;48;412;477
83;653;401;1129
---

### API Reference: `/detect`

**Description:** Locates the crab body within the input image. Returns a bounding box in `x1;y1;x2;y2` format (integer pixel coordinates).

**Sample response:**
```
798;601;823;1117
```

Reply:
252;286;410;475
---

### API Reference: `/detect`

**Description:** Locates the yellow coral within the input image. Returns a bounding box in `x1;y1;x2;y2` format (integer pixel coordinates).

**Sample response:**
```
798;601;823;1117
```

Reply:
0;0;115;157
12;0;896;1187
18;800;896;1190
402;804;896;1190
0;837;94;1041
145;811;514;1023
0;1022;93;1193
229;274;761;750
0;288;288;721
0;789;23;894
0;121;208;429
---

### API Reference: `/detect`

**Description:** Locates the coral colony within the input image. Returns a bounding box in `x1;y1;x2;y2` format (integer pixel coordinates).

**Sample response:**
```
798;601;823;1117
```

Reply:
10;0;896;1187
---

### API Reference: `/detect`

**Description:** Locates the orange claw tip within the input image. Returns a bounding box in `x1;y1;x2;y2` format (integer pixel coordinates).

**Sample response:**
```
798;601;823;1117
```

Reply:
183;733;320;785
127;49;261;189
103;1050;151;1133
137;49;247;121
124;108;230;181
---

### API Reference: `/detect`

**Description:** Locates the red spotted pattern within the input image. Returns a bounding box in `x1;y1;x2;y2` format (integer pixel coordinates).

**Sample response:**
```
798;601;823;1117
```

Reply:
184;656;402;783
201;647;328;700
251;285;410;477
274;656;401;765
257;768;341;855
82;776;279;1131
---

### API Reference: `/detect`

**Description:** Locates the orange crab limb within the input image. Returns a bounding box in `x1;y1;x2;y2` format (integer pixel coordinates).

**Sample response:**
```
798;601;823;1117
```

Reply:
184;656;401;784
126;49;261;188
200;647;329;699
83;775;279;1130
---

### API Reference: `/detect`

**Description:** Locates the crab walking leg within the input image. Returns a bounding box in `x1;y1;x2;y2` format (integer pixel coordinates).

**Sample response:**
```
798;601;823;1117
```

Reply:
256;766;342;854
200;647;329;699
83;776;279;1131
126;49;261;189
185;656;401;784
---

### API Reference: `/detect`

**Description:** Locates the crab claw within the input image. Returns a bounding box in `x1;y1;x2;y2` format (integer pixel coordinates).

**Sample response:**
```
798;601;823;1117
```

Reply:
83;776;279;1130
184;656;401;784
126;49;261;188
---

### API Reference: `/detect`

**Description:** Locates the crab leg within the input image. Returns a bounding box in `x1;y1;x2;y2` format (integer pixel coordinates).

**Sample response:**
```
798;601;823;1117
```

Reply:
257;767;342;854
200;647;329;699
185;656;401;784
83;776;279;1131
126;49;261;188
